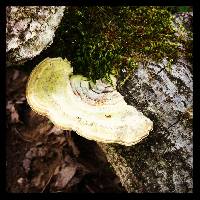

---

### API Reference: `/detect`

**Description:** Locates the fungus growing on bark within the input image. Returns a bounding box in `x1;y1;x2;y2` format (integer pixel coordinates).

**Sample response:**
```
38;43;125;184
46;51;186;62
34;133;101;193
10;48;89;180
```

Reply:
26;57;153;146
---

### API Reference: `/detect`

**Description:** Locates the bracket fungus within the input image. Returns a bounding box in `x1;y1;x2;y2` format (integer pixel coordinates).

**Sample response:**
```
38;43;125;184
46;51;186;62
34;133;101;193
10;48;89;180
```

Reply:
26;57;153;146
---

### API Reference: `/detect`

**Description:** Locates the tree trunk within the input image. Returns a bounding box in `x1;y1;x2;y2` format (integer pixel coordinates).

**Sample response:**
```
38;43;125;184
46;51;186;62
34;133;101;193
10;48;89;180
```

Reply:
98;57;193;192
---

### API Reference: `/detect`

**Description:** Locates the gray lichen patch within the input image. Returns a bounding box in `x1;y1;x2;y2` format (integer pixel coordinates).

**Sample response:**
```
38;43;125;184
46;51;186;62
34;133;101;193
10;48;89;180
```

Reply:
6;6;65;65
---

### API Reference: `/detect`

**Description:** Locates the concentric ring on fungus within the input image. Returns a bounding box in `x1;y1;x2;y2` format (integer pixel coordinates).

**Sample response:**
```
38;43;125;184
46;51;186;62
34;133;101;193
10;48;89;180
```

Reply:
26;57;153;146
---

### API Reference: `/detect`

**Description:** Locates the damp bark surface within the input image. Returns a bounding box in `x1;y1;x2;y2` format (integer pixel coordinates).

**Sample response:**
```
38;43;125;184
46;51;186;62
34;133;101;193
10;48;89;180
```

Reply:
98;58;193;193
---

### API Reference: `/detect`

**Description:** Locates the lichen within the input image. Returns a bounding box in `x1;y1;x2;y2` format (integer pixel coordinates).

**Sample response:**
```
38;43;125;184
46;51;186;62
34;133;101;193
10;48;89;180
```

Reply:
6;6;66;65
107;58;193;192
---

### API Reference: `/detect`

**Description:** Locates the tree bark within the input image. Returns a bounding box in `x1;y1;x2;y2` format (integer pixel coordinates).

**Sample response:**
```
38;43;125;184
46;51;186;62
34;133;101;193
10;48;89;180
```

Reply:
6;6;65;66
98;57;193;192
97;12;193;193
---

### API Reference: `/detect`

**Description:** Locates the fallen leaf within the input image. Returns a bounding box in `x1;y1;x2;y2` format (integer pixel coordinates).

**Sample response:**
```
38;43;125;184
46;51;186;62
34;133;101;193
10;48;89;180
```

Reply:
6;101;20;123
53;136;66;146
64;155;73;164
48;126;64;135
6;101;13;110
25;147;38;159
17;177;24;185
32;172;45;188
23;158;31;174
66;164;90;189
53;166;61;175
19;109;53;141
37;147;48;157
16;96;26;104
54;165;77;189
12;70;20;80
85;184;95;193
65;131;80;157
11;109;20;123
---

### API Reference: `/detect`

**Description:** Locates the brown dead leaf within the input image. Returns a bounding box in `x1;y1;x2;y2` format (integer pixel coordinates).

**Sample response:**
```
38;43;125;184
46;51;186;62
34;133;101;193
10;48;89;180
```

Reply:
54;165;77;189
67;176;84;190
12;70;20;80
23;158;31;174
11;110;20;123
48;126;64;135
85;184;95;193
15;96;26;104
6;69;28;98
64;155;73;164
65;131;80;157
6;101;20;123
37;147;48;157
6;101;13;110
23;146;47;178
32;172;45;188
17;177;24;185
66;163;90;189
53;166;61;176
22;76;28;82
25;147;38;159
25;146;48;160
52;154;90;191
53;136;66;146
18;110;53;141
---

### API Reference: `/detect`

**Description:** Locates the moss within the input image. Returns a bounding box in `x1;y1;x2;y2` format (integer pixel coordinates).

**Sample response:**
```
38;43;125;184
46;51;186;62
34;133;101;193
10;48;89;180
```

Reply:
166;6;192;14
47;6;192;84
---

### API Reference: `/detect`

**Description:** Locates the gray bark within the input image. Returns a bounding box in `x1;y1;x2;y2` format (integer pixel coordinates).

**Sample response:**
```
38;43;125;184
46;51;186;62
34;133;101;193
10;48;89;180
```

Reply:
6;6;65;66
98;58;193;192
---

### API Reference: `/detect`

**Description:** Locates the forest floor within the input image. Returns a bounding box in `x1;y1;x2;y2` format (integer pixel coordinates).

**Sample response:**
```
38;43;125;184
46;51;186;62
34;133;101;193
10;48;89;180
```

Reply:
6;68;125;193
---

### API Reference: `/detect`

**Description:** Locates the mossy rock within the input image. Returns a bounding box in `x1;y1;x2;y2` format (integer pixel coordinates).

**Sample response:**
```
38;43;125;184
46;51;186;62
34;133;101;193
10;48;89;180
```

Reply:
46;6;192;84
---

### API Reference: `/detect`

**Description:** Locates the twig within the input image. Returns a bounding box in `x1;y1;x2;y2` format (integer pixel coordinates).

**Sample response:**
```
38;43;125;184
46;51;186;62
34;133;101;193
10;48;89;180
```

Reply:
40;167;57;193
85;184;95;193
40;150;62;193
14;127;33;142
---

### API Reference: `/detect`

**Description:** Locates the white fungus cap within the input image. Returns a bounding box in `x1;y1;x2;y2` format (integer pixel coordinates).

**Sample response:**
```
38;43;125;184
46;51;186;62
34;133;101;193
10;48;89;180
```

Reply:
26;57;153;146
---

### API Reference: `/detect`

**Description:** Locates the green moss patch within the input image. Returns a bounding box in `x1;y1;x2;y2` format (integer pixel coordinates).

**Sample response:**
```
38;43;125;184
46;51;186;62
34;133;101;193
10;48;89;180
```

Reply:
50;6;192;84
